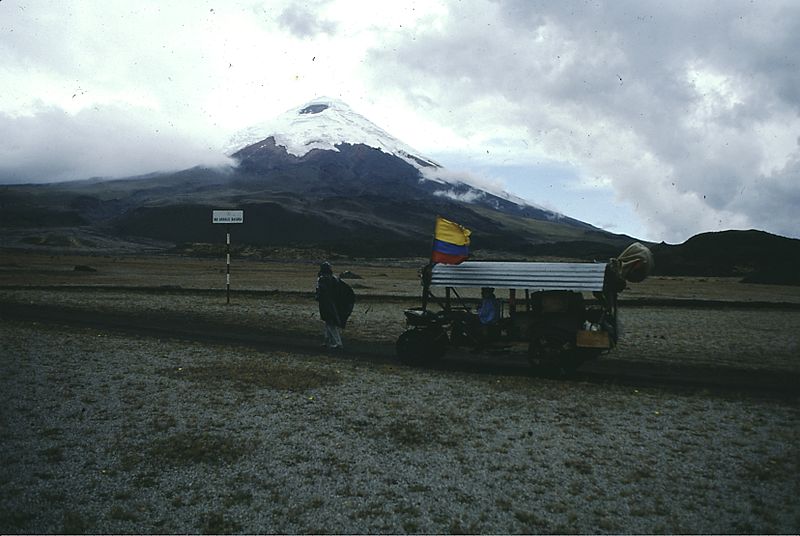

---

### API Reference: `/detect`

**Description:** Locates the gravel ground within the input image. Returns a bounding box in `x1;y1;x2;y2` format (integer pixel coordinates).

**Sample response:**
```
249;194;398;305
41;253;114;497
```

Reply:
2;253;799;533
1;319;799;534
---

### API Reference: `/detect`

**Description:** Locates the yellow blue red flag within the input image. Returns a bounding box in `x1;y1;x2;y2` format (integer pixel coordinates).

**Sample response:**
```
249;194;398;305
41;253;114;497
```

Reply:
431;216;471;264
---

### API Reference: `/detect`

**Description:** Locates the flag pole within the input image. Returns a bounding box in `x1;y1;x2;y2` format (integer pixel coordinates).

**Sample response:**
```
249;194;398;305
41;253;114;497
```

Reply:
429;215;440;263
422;216;439;311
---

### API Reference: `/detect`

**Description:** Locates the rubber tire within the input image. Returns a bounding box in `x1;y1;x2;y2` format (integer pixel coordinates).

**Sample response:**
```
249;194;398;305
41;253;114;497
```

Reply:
396;328;447;365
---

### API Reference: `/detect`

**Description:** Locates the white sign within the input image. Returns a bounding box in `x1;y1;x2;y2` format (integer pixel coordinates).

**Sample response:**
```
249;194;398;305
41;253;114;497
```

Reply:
212;210;244;224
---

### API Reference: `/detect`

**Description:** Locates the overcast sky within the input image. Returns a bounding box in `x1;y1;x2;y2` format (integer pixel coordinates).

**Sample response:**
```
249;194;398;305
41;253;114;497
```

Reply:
2;0;798;243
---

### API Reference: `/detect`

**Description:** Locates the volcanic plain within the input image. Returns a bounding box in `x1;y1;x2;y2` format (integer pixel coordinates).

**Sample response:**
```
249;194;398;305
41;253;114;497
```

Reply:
1;250;798;534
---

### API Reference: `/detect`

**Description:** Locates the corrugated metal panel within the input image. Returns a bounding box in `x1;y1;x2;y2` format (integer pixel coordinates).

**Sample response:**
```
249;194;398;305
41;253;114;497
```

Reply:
430;261;607;292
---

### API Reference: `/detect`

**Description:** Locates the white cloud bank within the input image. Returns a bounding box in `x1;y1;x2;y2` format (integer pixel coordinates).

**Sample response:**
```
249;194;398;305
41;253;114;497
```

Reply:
1;0;798;242
365;0;800;242
0;105;233;182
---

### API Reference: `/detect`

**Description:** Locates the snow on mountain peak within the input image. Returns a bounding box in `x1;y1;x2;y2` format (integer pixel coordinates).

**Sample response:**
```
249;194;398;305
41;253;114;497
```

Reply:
225;97;440;170
226;97;558;217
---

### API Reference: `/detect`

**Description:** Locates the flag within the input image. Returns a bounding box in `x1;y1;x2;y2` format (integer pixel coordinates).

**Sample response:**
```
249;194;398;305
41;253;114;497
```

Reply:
431;216;471;264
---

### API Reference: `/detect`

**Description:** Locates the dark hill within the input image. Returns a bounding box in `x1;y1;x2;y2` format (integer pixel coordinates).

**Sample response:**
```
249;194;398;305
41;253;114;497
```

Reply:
651;230;800;285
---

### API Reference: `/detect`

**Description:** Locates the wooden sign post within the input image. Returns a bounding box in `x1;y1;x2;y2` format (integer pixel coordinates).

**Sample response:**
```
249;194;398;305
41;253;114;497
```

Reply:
212;210;244;304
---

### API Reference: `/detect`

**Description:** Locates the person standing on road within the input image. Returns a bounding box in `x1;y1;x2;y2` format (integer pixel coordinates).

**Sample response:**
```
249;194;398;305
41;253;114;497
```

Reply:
315;261;343;351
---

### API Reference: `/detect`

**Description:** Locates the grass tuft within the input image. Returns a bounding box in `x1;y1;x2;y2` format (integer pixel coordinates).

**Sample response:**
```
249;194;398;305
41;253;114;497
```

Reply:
0;510;36;532
381;413;464;448
564;458;593;475
61;510;88;534
166;361;339;391
109;505;137;522
148;432;254;465
200;511;242;535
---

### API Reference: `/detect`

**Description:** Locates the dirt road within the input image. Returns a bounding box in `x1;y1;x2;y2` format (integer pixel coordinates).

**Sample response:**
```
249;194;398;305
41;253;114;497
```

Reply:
2;296;797;398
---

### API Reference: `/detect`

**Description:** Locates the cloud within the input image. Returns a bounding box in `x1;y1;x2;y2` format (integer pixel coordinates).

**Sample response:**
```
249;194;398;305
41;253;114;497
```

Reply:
433;189;485;203
0;105;233;183
422;166;506;196
277;1;338;38
729;149;800;239
366;0;800;241
1;0;797;242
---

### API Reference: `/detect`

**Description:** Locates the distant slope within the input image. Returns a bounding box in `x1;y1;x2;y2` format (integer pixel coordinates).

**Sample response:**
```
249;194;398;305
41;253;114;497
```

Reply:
651;230;800;285
3;96;797;279
2;176;798;284
0;161;632;259
232;137;596;232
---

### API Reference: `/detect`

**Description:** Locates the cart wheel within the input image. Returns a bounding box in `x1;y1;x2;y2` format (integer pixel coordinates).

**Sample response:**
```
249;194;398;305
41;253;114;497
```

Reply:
396;328;447;365
555;350;582;376
528;333;580;375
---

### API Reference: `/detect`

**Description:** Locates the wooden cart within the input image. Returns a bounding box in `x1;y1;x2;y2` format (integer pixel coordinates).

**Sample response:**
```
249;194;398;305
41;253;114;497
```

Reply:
397;261;621;372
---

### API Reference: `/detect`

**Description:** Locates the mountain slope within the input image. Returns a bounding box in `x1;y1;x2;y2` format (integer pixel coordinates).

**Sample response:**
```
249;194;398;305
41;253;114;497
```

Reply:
0;165;631;258
229;98;596;230
1;96;635;257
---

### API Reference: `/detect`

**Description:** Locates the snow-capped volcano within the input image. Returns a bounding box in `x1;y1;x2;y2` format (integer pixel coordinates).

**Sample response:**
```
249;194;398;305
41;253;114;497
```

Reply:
226;97;572;223
0;97;626;258
226;97;440;170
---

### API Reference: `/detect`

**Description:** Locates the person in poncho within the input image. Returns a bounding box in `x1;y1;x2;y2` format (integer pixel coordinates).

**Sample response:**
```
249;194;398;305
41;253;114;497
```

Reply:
315;261;354;351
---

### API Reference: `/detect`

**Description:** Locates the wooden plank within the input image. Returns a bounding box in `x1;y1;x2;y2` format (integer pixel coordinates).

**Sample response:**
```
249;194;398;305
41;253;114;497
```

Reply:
576;330;611;348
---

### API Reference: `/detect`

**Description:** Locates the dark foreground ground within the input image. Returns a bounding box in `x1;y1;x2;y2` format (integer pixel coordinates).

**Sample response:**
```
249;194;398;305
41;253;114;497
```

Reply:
0;251;798;533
